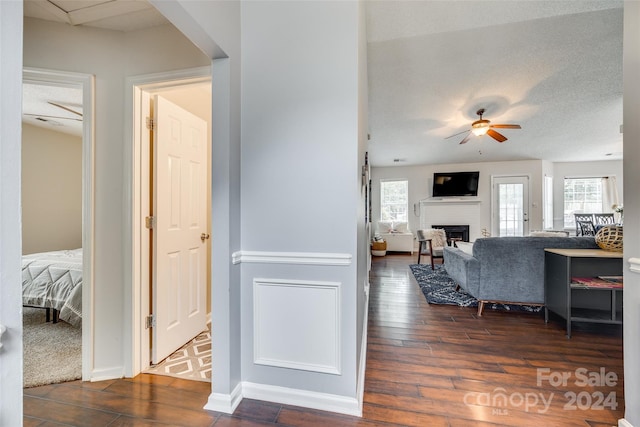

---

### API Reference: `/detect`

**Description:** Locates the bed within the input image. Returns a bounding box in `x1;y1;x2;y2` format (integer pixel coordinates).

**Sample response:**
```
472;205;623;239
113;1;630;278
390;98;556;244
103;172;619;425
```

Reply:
22;248;83;327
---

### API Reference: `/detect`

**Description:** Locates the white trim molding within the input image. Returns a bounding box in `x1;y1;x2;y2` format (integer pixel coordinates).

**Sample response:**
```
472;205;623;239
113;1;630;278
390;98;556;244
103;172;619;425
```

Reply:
356;278;370;415
90;366;124;382
629;257;640;273
253;278;341;375
203;382;243;414
233;251;352;266
242;382;361;417
619;419;635;427
204;382;360;416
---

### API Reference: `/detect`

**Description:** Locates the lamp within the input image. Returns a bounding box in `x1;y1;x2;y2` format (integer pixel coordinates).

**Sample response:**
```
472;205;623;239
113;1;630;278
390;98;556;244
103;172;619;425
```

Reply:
471;119;490;136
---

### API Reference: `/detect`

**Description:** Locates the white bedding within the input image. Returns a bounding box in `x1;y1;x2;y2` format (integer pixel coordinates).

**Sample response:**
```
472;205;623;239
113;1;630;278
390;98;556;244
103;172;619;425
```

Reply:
22;248;82;327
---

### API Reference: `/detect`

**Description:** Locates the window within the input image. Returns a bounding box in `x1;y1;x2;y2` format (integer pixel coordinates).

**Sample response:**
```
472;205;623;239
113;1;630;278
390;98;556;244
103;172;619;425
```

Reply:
380;180;408;222
563;178;603;228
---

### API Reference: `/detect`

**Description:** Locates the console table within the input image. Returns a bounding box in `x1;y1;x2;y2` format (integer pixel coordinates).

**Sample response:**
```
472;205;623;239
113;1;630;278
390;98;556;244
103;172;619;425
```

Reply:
544;248;623;338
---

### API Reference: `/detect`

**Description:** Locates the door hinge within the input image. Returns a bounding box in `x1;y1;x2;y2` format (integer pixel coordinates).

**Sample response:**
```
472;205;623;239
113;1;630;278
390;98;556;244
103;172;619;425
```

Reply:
145;314;156;329
146;117;156;131
145;216;156;229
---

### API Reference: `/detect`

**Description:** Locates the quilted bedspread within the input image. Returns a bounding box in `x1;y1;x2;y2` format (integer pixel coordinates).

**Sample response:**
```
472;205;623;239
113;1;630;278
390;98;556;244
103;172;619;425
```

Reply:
22;248;83;327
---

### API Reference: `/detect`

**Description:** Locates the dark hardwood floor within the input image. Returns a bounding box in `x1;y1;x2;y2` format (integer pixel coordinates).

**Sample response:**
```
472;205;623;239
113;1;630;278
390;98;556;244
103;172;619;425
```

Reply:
24;253;624;426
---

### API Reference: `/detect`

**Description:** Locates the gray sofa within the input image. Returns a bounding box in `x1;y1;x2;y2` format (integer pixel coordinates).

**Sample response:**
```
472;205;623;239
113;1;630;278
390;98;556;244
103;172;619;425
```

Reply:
443;236;599;315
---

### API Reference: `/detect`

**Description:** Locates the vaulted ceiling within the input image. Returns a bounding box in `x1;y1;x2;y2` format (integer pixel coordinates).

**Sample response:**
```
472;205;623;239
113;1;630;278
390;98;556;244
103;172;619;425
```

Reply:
23;1;624;167
366;1;624;166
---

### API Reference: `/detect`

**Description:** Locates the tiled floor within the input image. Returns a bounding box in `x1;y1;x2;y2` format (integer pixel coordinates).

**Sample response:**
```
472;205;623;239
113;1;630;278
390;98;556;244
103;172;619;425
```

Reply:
145;326;211;382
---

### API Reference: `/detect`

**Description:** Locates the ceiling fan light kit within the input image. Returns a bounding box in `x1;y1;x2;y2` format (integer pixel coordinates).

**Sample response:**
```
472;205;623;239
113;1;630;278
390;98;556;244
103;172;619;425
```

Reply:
448;108;521;144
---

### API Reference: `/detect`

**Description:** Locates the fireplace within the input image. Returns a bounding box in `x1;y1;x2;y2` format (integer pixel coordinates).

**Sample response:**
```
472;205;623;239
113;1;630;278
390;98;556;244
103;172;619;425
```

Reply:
431;225;470;242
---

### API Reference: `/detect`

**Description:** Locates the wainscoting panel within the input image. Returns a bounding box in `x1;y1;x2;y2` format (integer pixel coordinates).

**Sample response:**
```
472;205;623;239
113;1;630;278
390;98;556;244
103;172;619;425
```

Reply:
253;278;341;375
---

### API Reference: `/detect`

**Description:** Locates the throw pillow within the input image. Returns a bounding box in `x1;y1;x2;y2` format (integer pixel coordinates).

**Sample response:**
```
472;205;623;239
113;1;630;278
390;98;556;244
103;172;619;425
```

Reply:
394;222;409;233
377;221;393;233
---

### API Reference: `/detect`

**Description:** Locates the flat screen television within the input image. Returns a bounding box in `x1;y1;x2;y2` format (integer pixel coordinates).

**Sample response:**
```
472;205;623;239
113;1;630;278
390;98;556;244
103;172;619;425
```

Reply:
432;171;479;197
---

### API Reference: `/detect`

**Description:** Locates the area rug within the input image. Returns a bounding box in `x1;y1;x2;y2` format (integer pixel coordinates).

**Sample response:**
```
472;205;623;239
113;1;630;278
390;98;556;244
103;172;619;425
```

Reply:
23;307;81;388
409;264;542;313
145;326;211;382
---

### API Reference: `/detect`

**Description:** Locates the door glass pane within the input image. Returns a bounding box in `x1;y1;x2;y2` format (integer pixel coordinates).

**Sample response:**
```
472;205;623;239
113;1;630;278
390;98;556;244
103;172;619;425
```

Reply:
499;183;524;236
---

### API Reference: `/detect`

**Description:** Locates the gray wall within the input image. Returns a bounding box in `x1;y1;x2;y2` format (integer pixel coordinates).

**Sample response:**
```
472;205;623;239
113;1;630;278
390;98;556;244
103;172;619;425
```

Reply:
623;1;640;424
0;2;24;425
240;0;362;399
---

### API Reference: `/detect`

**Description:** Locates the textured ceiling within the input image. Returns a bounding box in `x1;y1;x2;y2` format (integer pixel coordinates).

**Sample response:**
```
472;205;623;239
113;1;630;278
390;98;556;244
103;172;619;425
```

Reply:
23;0;168;32
23;83;84;136
23;1;624;167
366;1;624;167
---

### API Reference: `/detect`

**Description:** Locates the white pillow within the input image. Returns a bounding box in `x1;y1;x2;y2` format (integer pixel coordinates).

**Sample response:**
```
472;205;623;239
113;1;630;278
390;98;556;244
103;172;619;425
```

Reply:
377;221;393;233
394;222;409;233
529;230;569;237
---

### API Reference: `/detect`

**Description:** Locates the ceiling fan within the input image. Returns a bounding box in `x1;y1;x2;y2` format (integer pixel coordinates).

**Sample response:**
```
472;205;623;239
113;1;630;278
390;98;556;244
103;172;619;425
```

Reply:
446;108;521;144
23;101;83;122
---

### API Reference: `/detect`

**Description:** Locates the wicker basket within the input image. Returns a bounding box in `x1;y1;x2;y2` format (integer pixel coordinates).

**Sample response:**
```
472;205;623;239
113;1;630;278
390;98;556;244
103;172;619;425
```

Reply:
371;240;387;256
595;225;623;252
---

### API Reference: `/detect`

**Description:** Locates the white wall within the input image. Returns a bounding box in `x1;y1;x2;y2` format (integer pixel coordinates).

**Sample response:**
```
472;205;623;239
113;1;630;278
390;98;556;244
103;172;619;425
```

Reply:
552;160;623;232
22;124;82;254
371;160;545;243
371;159;624;244
0;1;24;425
23;17;209;379
623;1;640;424
240;0;362;410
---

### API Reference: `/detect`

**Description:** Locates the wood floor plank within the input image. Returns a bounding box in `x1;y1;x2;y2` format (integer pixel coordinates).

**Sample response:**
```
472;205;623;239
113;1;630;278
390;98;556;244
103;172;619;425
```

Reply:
23;253;623;426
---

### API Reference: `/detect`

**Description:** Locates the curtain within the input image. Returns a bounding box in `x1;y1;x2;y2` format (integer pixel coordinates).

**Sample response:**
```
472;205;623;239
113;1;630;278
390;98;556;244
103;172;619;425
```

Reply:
601;176;619;212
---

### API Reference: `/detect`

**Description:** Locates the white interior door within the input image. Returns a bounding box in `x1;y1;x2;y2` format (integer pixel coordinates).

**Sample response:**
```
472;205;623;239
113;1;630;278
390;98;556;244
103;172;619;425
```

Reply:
152;95;208;364
492;176;530;237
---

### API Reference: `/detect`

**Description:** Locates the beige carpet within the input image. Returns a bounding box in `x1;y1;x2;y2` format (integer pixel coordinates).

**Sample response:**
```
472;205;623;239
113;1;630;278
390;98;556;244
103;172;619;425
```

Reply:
145;326;211;382
23;307;81;388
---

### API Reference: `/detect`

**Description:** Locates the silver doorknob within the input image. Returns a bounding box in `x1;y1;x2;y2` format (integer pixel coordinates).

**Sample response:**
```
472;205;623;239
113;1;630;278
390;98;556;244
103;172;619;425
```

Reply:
201;233;210;242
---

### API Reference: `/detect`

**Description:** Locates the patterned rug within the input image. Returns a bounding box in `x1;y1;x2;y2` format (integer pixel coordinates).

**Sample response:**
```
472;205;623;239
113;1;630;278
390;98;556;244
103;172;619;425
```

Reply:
409;264;542;313
145;326;211;382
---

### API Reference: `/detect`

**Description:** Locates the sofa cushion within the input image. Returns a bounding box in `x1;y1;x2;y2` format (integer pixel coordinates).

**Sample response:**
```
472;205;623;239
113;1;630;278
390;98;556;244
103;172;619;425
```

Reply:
471;236;598;303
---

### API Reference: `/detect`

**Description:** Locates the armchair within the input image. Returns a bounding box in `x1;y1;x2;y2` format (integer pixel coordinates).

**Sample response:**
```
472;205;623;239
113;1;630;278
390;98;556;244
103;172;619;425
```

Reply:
417;228;447;270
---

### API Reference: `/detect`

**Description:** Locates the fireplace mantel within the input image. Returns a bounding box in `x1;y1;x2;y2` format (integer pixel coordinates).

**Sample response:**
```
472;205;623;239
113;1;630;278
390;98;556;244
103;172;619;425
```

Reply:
420;198;481;205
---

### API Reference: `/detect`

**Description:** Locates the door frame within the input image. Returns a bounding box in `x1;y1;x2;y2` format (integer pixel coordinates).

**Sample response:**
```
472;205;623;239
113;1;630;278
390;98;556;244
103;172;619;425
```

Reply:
490;174;531;237
124;66;211;376
23;67;95;380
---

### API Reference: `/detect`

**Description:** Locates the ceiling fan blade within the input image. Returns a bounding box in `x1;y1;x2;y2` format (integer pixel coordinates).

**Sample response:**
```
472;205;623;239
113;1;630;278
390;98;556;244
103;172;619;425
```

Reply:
445;129;471;139
487;129;507;142
48;101;83;117
459;133;473;144
491;124;521;129
24;113;82;122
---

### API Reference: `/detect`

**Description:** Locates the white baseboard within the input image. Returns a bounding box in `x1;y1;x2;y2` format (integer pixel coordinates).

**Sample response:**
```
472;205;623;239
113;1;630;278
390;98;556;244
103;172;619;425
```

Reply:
620;419;635;427
242;381;361;416
90;366;124;382
203;382;242;414
356;279;370;415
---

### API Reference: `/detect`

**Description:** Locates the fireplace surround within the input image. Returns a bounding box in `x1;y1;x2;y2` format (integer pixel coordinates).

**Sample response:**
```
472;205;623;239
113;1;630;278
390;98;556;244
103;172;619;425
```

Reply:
431;224;470;242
